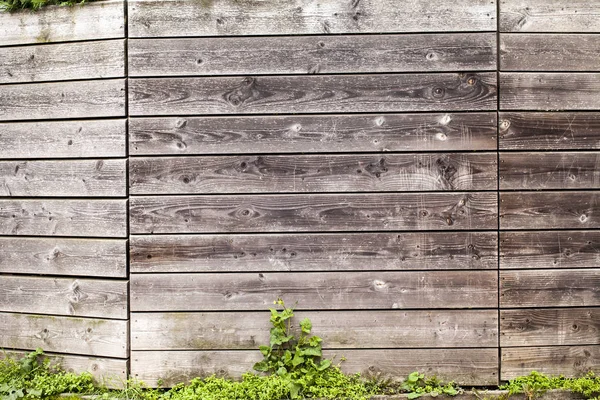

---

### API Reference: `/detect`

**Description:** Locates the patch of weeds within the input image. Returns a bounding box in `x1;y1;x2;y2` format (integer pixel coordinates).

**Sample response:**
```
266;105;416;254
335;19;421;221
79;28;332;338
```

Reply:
500;371;600;400
0;0;94;12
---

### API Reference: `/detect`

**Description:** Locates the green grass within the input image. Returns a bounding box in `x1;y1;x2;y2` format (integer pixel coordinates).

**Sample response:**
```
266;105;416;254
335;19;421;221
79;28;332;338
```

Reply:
0;0;93;12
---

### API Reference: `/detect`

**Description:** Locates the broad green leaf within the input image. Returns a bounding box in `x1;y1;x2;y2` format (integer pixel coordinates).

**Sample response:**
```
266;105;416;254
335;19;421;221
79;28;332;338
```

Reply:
259;345;270;356
300;318;312;334
317;359;332;371
407;393;422;399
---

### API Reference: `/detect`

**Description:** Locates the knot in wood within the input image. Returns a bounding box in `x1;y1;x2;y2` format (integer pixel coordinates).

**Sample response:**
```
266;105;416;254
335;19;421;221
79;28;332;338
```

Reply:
432;87;445;99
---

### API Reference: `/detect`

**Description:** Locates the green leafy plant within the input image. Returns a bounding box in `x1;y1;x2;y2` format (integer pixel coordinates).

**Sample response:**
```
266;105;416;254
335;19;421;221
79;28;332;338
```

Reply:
500;371;600;400
0;0;91;12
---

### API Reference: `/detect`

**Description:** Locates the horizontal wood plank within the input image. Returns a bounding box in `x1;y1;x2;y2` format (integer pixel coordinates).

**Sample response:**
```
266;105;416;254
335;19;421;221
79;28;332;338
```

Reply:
0;199;127;237
131;271;498;311
500;0;600;32
500;269;600;307
129;73;497;116
130;193;498;233
0;237;126;277
0;276;128;318
0;120;126;159
130;153;497;194
130;113;498;155
0;159;126;197
0;79;125;121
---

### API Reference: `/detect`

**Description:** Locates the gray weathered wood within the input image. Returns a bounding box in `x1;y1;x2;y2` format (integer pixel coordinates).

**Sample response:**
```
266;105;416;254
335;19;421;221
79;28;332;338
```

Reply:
501;308;600;347
500;269;600;307
131;271;498;311
0;199;127;237
500;0;600;32
500;191;600;229
130;153;497;194
129;33;497;76
129;73;497;116
0;237;126;277
0;159;126;197
0;79;125;121
500;73;600;110
130;113;498;155
0;120;126;159
0;276;128;318
0;312;128;358
130;232;498;273
128;0;497;37
130;193;498;233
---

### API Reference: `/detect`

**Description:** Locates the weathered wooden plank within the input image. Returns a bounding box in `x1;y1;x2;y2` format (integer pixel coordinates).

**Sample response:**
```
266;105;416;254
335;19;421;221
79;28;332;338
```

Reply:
132;310;498;350
0;276;128;318
130;232;498;273
131;271;498;311
0;159;126;197
130;193;497;233
0;39;125;84
500;269;600;307
500;73;600;111
502;346;600;380
501;308;600;347
130;153;497;194
500;191;600;230
500;34;600;71
131;348;498;387
501;231;600;270
0;0;124;46
129;33;496;77
0;199;127;237
500;152;600;190
0;120;126;159
129;73;497;116
0;237;126;277
0;79;125;121
130;113;498;155
500;0;600;32
0;312;128;358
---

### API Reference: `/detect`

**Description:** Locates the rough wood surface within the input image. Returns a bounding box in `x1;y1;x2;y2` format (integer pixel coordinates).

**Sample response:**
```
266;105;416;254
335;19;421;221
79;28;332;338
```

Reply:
130;232;498;273
501;308;600;347
500;269;600;307
0;312;128;358
500;0;600;32
129;113;498;155
130;193;498;233
0;120;126;159
0;276;128;319
0;237;126;277
0;40;125;84
0;199;127;237
0;159;126;197
131;271;498;311
129;73;497;116
129;33;496;76
130;153;497;194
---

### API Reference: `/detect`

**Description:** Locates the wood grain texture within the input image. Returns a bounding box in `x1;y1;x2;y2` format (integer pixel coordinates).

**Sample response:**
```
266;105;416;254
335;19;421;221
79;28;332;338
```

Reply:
500;269;600;307
0;159;126;197
129;73;497;116
0;237;126;277
128;0;497;37
501;308;600;347
500;191;600;229
130;232;498;273
0;276;128;318
131;271;498;311
129;33;496;76
0;0;124;46
500;0;600;32
0;120;126;159
500;34;600;71
0;199;127;237
500;152;600;190
130;153;497;194
0;312;128;358
131;348;498;387
500;73;600;111
130;193;498;233
0;39;125;84
129;113;498;155
132;310;498;350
